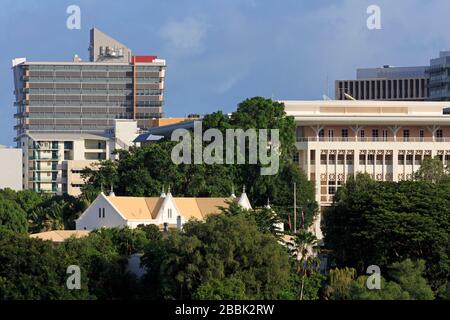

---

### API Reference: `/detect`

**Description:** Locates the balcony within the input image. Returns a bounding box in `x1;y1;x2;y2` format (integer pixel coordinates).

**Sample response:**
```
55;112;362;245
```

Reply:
296;137;450;143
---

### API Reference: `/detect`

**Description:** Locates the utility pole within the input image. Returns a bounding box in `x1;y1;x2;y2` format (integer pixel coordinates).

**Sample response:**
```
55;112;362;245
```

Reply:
294;182;297;233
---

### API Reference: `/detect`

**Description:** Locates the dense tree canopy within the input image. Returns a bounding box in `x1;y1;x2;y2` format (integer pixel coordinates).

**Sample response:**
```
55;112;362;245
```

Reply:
0;188;88;233
324;173;450;293
326;259;435;300
141;213;292;300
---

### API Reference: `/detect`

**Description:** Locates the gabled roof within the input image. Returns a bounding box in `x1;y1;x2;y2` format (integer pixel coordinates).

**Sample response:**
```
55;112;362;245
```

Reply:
106;195;233;221
107;196;165;220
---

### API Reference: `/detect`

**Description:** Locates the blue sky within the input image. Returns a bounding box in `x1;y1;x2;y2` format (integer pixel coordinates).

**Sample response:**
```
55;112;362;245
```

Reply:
1;0;450;146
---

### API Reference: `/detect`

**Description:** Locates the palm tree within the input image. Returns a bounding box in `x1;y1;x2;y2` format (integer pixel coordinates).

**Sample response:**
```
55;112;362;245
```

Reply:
291;230;320;300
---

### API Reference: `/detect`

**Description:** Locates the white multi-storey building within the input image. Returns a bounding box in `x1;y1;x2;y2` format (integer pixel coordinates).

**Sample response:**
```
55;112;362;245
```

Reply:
283;100;450;238
20;119;139;196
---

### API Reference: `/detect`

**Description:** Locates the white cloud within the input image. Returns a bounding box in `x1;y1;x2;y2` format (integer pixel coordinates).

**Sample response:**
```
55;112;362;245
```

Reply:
160;17;207;54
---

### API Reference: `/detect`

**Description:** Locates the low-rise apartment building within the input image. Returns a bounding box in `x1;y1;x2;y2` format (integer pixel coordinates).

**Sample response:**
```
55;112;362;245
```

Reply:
20;119;139;196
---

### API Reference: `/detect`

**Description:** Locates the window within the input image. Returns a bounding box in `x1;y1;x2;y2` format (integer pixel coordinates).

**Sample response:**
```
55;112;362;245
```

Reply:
415;155;422;165
319;129;324;141
406;154;413;165
436;129;443;142
293;152;299;163
376;155;383;165
360;130;366;141
341;129;348;141
102;208;105;218
403;129;410;142
419;129;425;142
328;130;335;141
385;155;393;165
372;129;379;141
367;154;374;165
338;154;344;165
168;208;172;219
320;154;327;165
346;154;353;165
359;154;366;165
382;130;388;141
329;154;336;164
98;208;101;218
310;150;315;165
328;185;336;195
398;154;405;165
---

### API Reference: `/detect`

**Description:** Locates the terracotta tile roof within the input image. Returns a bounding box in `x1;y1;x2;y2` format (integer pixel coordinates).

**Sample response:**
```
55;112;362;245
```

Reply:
107;196;164;220
106;195;232;221
30;230;90;242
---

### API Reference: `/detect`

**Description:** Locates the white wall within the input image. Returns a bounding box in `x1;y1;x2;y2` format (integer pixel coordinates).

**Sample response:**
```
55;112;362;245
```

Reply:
76;195;127;230
0;147;23;191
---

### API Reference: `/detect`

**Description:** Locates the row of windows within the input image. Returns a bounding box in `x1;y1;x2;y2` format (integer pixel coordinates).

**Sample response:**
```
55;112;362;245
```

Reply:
28;101;163;107
28;65;162;72
28;89;162;95
317;128;444;141
315;154;446;165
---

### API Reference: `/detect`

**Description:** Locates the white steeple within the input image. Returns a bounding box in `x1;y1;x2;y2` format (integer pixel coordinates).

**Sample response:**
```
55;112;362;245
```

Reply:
108;183;115;197
161;185;166;198
237;186;252;210
230;185;236;198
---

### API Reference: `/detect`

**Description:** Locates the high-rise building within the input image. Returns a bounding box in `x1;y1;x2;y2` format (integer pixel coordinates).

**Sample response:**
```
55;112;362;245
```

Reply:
12;28;160;195
335;65;429;100
283;100;450;239
12;27;165;138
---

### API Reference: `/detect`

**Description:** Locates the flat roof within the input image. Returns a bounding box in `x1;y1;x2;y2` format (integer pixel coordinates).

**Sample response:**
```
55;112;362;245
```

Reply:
26;132;111;141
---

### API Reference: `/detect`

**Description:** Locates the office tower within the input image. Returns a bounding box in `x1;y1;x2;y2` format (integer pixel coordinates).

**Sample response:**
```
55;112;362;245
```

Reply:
12;28;162;194
335;65;429;100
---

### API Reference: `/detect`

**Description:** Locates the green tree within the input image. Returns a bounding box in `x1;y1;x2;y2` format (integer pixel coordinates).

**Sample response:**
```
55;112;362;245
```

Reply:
141;214;291;300
414;157;449;183
0;197;28;233
324;173;450;291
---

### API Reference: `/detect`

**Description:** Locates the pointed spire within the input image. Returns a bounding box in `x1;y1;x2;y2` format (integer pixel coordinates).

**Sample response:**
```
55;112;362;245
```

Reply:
237;185;252;210
167;185;171;195
160;184;166;198
109;183;115;196
266;198;271;208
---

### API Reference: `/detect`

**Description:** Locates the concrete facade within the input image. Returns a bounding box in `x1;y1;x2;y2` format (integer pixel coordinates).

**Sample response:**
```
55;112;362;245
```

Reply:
21;120;139;196
336;66;429;101
283;100;450;239
0;146;22;191
12;28;166;141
